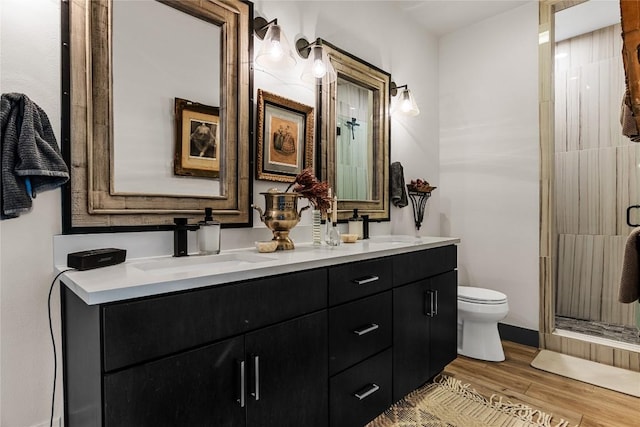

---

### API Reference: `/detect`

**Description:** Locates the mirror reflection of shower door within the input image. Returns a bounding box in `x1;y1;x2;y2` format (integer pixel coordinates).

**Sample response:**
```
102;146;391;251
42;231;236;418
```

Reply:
336;78;373;201
554;1;639;345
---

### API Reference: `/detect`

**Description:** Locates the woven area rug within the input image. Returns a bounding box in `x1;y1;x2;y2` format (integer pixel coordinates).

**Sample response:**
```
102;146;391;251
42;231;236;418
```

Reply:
367;375;572;427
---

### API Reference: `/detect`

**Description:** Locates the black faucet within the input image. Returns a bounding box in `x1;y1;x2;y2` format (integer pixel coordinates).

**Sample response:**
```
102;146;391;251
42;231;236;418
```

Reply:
173;218;199;257
361;215;370;239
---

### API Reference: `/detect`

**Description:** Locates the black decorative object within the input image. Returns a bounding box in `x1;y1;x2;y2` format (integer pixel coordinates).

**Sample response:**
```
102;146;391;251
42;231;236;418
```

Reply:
406;180;437;231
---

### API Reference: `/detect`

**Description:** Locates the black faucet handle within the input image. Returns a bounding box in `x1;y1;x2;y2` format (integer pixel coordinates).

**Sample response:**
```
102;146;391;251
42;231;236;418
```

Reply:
174;217;199;232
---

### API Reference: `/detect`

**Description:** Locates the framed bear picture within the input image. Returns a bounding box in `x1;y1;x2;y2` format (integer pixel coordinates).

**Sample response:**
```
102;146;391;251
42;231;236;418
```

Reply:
175;97;220;178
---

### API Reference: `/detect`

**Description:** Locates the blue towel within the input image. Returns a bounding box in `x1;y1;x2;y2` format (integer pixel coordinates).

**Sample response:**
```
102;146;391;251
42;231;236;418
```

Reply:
1;93;69;219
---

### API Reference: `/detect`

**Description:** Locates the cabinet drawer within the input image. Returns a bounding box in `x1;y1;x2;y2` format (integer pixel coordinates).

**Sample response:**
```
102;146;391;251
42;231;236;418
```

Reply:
393;245;456;286
102;268;327;372
329;348;392;427
329;291;391;375
329;258;392;305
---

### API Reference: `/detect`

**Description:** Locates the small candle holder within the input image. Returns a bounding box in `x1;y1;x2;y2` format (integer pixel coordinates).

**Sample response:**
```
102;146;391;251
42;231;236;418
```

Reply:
325;221;341;246
406;184;437;230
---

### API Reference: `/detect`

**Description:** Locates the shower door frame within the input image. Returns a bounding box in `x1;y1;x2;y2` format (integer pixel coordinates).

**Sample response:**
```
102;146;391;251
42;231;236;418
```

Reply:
539;0;640;372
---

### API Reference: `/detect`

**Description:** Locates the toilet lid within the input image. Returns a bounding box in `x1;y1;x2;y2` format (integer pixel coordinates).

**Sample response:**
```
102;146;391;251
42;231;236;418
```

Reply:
458;286;507;304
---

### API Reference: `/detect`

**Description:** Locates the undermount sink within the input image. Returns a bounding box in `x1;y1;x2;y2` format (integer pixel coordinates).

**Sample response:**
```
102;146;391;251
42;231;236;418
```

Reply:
367;236;420;244
132;252;276;275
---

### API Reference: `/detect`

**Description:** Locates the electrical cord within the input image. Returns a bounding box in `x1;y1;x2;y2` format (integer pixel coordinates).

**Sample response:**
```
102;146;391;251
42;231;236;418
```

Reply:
48;268;74;427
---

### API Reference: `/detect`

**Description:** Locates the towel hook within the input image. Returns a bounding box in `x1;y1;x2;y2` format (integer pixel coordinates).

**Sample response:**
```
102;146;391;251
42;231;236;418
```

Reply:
626;205;640;227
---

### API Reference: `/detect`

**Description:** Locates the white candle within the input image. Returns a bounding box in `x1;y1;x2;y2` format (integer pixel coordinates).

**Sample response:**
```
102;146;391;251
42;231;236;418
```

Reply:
332;195;338;224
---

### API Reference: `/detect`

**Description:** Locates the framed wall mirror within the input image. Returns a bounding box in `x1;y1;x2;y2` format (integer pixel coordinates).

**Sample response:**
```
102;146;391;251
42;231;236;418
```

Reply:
62;0;252;232
318;40;391;221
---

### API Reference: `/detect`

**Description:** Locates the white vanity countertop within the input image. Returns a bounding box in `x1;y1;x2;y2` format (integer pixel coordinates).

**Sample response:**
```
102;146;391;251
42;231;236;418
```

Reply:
59;235;459;305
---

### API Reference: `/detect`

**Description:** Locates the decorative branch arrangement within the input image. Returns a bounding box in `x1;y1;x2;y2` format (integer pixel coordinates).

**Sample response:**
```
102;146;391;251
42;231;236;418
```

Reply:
286;168;332;213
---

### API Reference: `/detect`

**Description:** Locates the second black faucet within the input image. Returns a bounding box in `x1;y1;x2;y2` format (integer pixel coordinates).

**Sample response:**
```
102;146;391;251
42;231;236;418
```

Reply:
173;218;199;257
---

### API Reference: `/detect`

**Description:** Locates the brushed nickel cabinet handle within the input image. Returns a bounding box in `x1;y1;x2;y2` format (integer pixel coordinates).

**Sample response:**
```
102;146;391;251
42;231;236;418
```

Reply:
237;360;245;408
352;275;380;285
353;323;379;336
424;290;435;317
250;355;260;401
354;383;380;400
434;289;439;316
430;290;435;317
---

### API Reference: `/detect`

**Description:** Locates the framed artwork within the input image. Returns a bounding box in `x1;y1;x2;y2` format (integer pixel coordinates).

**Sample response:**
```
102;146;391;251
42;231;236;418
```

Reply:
256;89;314;182
175;97;220;178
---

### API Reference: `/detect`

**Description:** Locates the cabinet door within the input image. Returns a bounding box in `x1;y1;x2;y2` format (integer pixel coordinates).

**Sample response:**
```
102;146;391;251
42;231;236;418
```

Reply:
428;270;458;378
245;311;328;427
392;280;431;402
103;336;245;427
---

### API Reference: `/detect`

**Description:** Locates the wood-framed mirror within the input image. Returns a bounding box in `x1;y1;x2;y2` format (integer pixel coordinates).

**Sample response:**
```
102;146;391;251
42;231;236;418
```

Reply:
317;40;391;221
61;0;252;233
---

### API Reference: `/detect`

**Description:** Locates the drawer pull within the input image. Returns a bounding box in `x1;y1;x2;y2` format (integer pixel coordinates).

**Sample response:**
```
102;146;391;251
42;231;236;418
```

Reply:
354;383;380;400
237;360;245;408
352;275;380;285
353;323;379;336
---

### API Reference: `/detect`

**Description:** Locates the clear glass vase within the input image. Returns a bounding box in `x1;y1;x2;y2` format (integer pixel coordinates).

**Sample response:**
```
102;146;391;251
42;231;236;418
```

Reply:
312;209;322;245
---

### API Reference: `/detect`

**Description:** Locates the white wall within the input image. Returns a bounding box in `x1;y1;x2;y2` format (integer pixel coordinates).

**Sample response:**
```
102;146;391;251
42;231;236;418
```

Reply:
439;2;540;330
0;1;438;426
1;1;65;426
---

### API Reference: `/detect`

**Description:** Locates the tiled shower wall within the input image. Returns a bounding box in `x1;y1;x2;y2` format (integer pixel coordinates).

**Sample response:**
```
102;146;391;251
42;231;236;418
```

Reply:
555;23;637;327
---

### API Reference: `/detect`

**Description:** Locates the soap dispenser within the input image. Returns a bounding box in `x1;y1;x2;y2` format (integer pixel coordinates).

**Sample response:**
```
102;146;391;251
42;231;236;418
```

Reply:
348;209;364;239
197;207;221;255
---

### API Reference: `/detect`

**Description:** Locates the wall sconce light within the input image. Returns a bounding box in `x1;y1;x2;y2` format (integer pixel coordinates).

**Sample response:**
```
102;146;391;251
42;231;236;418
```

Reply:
254;16;296;69
295;37;337;85
390;82;420;116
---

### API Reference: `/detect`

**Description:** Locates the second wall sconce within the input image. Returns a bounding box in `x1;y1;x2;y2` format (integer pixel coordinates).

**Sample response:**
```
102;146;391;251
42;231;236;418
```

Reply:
254;16;296;69
295;37;337;85
390;82;420;116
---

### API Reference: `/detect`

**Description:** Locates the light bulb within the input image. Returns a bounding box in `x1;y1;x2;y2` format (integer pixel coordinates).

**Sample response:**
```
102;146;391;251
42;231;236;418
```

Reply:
267;25;283;59
392;86;420;117
255;23;296;69
269;40;283;60
401;91;412;112
400;92;411;113
300;43;336;84
312;59;326;78
311;46;326;78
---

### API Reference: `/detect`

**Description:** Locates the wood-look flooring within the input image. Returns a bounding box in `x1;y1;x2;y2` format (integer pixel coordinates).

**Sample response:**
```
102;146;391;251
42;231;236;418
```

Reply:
442;341;639;427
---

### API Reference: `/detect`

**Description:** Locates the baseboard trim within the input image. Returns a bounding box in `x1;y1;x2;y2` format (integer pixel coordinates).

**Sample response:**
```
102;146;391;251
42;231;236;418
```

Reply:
498;323;539;347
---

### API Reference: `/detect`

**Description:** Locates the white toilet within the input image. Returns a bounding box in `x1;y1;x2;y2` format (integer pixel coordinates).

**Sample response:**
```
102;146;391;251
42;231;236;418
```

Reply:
457;286;509;362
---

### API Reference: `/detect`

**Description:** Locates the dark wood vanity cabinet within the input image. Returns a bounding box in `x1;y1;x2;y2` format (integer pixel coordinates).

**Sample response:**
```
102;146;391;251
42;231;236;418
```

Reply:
392;246;458;402
62;269;328;427
62;244;457;427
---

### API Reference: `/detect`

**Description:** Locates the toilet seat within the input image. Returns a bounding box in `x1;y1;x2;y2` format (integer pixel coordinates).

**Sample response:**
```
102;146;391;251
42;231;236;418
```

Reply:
458;286;507;305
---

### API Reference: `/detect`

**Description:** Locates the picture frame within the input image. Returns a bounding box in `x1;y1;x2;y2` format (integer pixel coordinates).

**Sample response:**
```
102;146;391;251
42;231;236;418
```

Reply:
174;97;220;178
256;89;314;182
